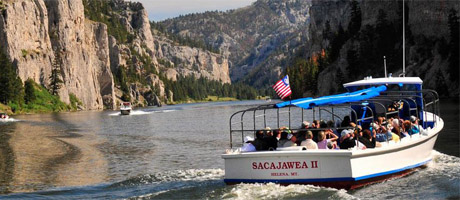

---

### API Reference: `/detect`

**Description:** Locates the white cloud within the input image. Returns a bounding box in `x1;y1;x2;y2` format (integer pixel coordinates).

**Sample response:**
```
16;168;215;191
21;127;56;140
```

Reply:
130;0;257;21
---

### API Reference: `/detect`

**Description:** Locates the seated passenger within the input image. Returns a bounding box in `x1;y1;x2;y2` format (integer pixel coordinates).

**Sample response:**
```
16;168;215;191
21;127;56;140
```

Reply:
338;116;351;134
241;136;256;152
295;121;309;145
317;131;338;149
400;120;411;138
326;120;339;137
253;130;269;150
375;125;393;142
358;129;376;148
263;127;278;150
327;141;339;149
410;116;420;134
339;129;356;149
391;118;402;138
278;131;297;147
300;131;318;149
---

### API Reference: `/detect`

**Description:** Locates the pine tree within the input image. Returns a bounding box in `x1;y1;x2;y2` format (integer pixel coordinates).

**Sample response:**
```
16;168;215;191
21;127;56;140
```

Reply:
348;0;362;37
49;52;64;96
0;51;24;105
24;78;36;104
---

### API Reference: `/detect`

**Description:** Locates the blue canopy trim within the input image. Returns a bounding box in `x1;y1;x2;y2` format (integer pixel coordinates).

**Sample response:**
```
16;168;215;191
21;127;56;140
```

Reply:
275;85;387;109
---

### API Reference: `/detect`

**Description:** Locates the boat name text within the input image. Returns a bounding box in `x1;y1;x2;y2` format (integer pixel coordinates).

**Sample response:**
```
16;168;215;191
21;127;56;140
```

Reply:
252;161;318;170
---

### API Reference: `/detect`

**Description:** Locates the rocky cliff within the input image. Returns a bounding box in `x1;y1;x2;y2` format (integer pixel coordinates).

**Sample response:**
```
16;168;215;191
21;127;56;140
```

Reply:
102;0;230;107
0;0;114;110
0;0;231;110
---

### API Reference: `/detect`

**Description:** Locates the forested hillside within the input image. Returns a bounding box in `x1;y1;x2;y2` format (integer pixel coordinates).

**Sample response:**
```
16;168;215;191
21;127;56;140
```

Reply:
161;0;459;98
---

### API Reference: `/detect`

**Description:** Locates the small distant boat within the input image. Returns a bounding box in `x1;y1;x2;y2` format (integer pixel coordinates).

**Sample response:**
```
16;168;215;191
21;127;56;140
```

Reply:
0;112;12;122
120;102;132;115
0;113;9;120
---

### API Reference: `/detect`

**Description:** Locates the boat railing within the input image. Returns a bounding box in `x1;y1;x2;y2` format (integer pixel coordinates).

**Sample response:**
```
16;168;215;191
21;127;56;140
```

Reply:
229;102;368;148
228;90;440;148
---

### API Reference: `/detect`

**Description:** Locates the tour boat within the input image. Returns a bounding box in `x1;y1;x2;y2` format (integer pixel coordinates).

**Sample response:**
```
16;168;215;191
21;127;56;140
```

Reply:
120;102;132;115
222;76;442;189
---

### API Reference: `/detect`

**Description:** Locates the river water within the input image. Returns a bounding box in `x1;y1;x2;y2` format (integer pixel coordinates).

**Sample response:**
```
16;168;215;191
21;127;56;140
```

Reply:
0;99;458;199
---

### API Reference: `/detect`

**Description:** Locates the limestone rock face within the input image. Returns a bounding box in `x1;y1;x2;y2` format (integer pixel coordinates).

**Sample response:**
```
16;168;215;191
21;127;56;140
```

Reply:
0;0;54;87
0;0;232;110
158;42;231;83
46;0;115;110
0;0;115;110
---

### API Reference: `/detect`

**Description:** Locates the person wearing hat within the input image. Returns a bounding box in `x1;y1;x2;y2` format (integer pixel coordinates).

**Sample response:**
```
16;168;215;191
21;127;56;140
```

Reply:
339;129;356;149
241;136;256;152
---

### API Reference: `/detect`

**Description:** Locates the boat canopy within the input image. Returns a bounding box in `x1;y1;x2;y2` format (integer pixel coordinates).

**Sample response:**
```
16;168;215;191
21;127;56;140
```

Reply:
275;85;387;109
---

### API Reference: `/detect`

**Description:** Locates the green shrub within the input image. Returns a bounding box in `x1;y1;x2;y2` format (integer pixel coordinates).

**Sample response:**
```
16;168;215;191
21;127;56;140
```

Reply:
69;93;82;110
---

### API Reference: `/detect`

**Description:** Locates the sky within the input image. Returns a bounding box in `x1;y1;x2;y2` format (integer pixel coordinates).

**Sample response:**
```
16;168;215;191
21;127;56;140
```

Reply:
130;0;257;22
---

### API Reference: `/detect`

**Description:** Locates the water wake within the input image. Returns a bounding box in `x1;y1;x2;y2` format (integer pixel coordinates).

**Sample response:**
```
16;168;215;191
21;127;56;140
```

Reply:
0;118;20;123
112;169;224;187
221;183;357;200
108;109;175;116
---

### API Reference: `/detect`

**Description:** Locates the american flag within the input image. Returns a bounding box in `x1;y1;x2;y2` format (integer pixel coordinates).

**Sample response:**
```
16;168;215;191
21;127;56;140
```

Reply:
272;75;292;99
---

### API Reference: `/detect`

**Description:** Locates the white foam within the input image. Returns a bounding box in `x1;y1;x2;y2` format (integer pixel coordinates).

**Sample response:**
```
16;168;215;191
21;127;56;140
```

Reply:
426;150;460;177
108;109;175;116
127;169;224;185
155;109;175;113
0;118;19;123
221;183;358;200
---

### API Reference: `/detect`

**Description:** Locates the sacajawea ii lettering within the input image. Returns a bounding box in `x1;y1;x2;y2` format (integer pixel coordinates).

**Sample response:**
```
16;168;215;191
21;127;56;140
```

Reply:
252;161;318;170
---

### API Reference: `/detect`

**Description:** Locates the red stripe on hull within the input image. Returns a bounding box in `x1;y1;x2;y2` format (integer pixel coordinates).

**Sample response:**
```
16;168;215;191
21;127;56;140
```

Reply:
225;165;426;190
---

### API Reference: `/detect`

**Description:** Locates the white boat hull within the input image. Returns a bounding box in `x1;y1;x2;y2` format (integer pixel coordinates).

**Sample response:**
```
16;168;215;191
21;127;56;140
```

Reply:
120;109;131;115
223;114;443;189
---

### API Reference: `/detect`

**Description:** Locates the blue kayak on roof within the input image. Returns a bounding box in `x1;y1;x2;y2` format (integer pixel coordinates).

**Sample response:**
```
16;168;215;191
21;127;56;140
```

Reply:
275;85;387;109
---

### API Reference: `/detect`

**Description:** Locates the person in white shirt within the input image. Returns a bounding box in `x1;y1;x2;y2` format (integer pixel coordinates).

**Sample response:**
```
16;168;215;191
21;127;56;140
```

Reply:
300;131;318;149
241;136;256;152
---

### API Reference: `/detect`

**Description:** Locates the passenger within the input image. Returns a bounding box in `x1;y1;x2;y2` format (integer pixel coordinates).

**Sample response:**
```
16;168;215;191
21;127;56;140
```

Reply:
289;132;298;146
313;120;321;129
278;131;296;147
326;120;339;137
339;129;356;149
263;127;278;150
401;120;411;138
410;116;421;134
273;129;281;140
377;117;385;126
339;116;351;134
375;125;393;142
358;129;376;148
300;131;318;149
391;118;402;138
241;136;256;152
302;121;310;129
317;131;338;149
327;141;339;149
252;130;269;150
341;116;351;127
295;121;310;145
